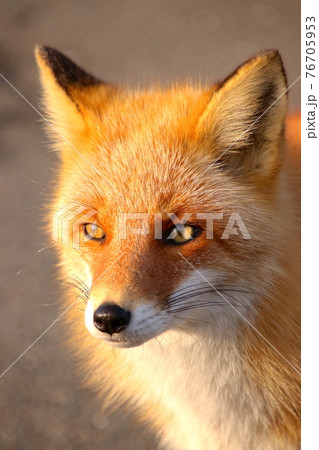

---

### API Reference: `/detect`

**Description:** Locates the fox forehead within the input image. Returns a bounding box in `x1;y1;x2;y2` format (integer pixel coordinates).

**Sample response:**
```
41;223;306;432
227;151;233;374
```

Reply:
83;86;214;168
61;86;230;213
99;85;208;128
60;146;227;219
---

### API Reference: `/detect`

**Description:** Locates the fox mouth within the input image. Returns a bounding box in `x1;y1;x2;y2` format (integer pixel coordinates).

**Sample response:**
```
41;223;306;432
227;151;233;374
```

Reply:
101;336;146;348
91;330;158;349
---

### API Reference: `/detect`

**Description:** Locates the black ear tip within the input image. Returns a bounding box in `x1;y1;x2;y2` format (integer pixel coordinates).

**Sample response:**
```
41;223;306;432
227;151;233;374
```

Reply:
35;45;75;69
35;45;101;91
35;45;58;61
35;45;72;71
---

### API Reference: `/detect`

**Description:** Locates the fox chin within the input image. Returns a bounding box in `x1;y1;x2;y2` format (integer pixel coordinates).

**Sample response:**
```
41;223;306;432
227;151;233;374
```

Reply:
36;45;300;450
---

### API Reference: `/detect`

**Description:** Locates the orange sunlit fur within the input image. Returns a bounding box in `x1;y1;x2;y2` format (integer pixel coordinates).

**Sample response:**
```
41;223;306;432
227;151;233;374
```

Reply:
36;47;300;449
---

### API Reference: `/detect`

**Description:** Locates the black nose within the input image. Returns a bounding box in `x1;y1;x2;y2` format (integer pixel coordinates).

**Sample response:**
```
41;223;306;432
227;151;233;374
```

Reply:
93;303;131;335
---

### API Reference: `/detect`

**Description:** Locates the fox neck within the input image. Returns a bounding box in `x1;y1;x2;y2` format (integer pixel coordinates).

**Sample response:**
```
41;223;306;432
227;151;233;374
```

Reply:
125;323;240;449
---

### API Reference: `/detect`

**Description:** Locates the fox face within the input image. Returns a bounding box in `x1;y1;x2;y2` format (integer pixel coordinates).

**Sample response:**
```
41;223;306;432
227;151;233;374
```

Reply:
36;46;288;348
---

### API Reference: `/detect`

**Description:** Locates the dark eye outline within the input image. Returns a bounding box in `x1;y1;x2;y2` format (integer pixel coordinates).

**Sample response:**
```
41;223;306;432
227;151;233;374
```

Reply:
82;223;106;243
162;224;202;246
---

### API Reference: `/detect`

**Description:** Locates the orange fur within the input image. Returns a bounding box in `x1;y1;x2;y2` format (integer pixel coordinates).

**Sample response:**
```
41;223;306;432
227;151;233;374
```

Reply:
36;46;300;449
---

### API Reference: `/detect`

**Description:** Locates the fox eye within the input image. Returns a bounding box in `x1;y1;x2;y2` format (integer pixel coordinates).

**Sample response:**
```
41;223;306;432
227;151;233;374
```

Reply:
83;223;105;242
164;224;200;245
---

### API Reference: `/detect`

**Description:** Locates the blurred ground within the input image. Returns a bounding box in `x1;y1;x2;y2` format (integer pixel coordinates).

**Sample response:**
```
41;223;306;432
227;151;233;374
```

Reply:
0;1;300;449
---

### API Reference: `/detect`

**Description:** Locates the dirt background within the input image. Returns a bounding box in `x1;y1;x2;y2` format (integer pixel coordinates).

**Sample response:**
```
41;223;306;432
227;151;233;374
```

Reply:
0;1;300;449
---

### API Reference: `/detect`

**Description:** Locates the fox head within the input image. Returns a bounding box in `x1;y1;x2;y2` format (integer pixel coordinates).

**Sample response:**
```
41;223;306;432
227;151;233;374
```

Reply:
36;46;288;347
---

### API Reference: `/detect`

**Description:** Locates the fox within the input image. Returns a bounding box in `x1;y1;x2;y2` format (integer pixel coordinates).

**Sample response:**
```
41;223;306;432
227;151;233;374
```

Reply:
35;46;300;450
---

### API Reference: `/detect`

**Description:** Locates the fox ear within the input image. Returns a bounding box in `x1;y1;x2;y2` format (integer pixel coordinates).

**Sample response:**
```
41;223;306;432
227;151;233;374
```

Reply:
197;50;287;179
35;46;111;147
